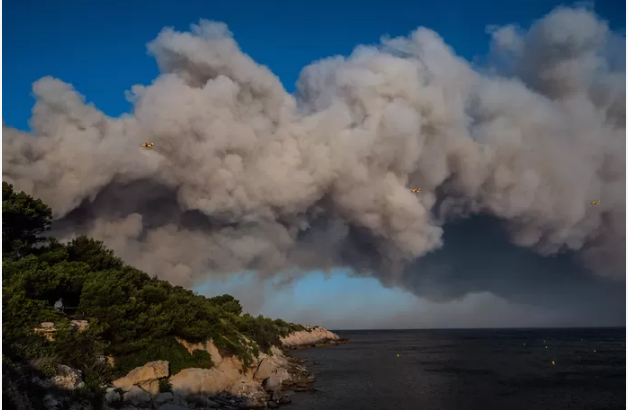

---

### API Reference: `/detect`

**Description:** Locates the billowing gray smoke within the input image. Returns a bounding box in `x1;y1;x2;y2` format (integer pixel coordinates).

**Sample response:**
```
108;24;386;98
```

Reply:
3;7;625;314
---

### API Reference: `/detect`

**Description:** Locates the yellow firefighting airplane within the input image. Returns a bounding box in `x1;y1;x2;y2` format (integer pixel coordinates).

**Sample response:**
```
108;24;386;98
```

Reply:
411;188;421;193
591;200;600;206
141;142;154;148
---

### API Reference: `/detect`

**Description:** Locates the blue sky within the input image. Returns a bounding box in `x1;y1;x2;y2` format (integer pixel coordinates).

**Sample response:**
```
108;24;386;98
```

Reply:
4;0;625;328
5;0;624;131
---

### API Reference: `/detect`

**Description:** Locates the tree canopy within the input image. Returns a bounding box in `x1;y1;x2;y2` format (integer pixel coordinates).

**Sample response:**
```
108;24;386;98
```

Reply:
2;182;52;259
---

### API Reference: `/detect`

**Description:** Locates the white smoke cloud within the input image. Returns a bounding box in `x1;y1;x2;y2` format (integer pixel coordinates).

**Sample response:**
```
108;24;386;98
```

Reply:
3;6;625;302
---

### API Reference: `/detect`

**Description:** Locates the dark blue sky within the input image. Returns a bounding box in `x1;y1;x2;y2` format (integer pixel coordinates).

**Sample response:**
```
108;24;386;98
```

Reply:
4;0;624;131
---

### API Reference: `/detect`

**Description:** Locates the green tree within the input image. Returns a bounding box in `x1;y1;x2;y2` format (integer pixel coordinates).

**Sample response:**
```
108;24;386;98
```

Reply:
208;294;243;316
2;182;52;259
66;236;124;272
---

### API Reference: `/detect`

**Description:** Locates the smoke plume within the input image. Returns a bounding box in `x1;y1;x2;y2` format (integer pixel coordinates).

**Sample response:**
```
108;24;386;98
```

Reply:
3;7;625;314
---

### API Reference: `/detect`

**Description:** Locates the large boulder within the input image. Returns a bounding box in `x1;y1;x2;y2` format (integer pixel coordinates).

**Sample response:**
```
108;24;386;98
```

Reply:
169;368;233;395
262;369;289;395
170;367;269;407
253;358;276;382
253;347;288;382
139;379;161;395
113;361;169;389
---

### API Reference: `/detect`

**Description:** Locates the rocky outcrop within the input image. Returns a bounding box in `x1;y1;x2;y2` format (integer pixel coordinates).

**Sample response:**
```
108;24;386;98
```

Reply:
95;326;346;409
280;326;347;349
70;320;89;331
51;365;85;390
33;322;57;341
170;368;233;395
33;320;90;341
30;326;345;409
28;363;90;410
169;342;288;407
102;339;320;408
30;362;85;391
112;360;169;389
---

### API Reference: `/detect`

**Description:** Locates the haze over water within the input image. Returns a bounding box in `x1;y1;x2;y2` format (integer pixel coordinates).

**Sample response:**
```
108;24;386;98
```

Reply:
290;328;626;410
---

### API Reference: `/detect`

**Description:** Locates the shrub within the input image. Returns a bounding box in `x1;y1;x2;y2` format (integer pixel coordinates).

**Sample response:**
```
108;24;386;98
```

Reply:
113;337;213;377
158;378;172;393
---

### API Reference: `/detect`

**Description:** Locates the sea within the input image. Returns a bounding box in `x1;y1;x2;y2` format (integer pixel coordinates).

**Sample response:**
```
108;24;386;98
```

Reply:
289;328;626;410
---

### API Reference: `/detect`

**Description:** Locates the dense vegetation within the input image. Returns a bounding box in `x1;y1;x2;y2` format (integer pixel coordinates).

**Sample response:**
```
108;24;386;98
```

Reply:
2;182;307;409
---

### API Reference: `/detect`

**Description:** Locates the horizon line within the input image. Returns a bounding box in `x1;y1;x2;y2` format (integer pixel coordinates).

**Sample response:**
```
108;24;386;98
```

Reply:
328;326;626;331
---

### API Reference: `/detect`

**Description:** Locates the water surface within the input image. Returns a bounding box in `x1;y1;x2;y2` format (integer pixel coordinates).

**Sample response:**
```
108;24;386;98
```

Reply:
290;328;625;410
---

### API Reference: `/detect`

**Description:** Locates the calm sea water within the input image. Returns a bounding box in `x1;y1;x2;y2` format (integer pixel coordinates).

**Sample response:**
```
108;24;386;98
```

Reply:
290;328;626;410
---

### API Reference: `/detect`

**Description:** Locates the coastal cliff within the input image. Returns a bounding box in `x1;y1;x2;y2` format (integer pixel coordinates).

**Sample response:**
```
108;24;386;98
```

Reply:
100;331;344;409
17;321;344;410
2;183;346;410
23;326;343;409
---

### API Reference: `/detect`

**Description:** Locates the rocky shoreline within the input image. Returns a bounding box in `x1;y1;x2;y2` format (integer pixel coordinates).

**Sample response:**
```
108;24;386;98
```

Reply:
283;338;350;351
37;327;348;410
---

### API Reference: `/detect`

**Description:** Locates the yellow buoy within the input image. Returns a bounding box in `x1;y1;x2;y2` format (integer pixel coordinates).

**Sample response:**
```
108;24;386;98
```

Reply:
552;361;555;365
396;354;400;357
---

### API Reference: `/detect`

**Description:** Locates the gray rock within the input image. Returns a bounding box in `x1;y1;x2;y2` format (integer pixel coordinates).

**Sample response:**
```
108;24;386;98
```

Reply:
157;404;189;410
123;385;152;405
267;401;279;409
239;398;266;409
154;392;174;405
270;391;282;402
205;399;220;408
262;375;282;395
43;394;60;410
69;404;94;410
186;394;220;407
171;393;189;406
104;388;122;403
